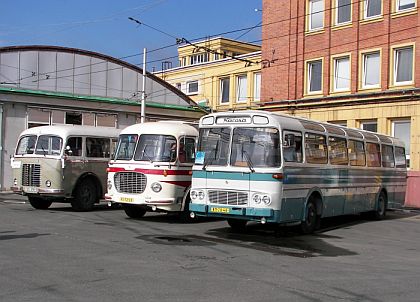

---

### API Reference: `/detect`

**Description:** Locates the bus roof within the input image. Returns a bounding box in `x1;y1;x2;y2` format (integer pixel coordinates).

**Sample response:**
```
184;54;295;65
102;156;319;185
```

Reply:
120;121;198;137
199;110;405;148
18;125;121;138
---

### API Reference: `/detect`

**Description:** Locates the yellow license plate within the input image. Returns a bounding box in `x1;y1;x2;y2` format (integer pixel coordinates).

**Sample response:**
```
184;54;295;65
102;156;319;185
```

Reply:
210;207;230;214
120;197;134;203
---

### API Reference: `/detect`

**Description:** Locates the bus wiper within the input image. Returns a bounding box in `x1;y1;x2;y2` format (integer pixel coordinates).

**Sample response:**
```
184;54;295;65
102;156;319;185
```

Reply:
242;150;255;173
202;158;213;170
142;147;154;163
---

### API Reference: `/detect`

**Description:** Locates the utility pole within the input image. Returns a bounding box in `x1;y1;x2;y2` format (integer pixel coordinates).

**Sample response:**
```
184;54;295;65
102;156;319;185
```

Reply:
141;48;146;123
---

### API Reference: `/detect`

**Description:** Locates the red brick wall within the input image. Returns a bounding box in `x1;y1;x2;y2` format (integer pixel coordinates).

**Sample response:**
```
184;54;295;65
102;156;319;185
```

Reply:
261;0;420;103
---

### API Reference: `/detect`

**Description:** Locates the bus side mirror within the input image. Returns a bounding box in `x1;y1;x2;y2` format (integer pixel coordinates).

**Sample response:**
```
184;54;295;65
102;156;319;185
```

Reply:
65;145;73;156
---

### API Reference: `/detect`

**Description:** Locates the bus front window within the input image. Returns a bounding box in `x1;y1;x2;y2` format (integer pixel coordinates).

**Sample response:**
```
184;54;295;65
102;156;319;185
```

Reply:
115;134;138;160
197;128;230;166
16;135;37;155
134;135;177;162
231;127;281;168
35;135;63;156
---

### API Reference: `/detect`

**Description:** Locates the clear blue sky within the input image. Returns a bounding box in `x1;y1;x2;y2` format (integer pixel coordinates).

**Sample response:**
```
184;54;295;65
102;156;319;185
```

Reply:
0;0;262;69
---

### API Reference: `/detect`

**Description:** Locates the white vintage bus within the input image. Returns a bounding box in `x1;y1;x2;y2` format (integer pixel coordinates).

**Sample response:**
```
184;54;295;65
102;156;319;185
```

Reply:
11;125;120;211
189;111;407;233
105;121;198;219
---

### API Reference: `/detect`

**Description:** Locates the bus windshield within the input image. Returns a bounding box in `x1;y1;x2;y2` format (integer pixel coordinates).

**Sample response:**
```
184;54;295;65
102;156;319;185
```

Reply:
197;128;230;166
35;135;63;156
115;134;139;160
16;135;37;155
231;127;281;168
134;135;177;162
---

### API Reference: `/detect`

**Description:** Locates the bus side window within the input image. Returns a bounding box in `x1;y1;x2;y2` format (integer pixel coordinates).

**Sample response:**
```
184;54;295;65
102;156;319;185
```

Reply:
179;137;196;164
304;133;327;164
283;132;302;163
86;137;110;158
66;137;82;157
395;147;406;168
348;140;366;166
328;136;348;165
381;145;395;168
366;143;381;167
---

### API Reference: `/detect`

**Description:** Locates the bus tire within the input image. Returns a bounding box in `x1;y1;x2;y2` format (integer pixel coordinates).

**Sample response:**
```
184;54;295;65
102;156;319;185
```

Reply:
300;200;319;234
71;178;97;211
370;191;387;220
123;205;147;219
227;219;247;232
28;196;52;210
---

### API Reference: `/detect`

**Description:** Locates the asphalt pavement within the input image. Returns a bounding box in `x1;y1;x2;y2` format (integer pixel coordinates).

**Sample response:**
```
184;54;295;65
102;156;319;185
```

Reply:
1;195;420;302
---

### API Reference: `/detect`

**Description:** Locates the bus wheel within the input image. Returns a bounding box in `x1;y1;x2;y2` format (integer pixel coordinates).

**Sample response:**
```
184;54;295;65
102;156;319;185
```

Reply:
72;179;97;211
300;200;319;234
371;191;387;220
123;205;146;219
28;197;52;210
227;219;247;232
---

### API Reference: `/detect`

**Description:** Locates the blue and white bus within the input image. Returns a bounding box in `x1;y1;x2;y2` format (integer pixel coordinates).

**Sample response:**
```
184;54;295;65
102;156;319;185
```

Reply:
189;111;407;233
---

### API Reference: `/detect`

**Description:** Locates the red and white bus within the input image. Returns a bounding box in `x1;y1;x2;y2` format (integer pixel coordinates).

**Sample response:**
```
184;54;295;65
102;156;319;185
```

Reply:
105;121;198;219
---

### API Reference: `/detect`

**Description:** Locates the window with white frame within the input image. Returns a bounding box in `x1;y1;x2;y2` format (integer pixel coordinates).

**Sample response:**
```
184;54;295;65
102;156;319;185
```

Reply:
187;80;199;94
190;53;209;65
392;119;411;167
363;0;382;19
220;77;230;104
308;0;324;30
362;51;380;88
254;73;261;101
333;56;350;92
307;59;322;93
360;120;377;132
396;0;415;11
393;46;414;85
336;0;351;25
236;75;248;103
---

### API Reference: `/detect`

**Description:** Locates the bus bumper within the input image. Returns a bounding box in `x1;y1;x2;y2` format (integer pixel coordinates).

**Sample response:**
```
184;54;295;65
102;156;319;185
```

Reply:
189;204;280;223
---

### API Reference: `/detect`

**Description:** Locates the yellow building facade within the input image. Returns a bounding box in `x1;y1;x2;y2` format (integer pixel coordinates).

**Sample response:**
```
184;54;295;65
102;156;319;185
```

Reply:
155;37;261;112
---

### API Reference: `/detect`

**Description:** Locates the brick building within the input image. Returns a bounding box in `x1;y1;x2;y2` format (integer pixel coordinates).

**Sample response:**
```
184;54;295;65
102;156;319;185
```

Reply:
261;0;420;206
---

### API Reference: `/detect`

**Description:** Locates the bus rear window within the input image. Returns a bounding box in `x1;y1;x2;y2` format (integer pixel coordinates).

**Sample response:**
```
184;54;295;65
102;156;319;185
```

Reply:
16;135;37;155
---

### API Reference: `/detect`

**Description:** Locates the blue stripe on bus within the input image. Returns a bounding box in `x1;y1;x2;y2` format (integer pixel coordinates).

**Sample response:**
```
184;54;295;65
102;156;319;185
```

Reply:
192;171;281;182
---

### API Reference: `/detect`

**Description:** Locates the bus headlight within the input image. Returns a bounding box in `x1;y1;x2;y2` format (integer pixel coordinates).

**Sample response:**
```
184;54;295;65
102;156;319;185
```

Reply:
198;191;205;200
253;194;262;204
191;190;198;200
262;195;271;205
107;180;112;190
151;182;162;193
45;180;51;187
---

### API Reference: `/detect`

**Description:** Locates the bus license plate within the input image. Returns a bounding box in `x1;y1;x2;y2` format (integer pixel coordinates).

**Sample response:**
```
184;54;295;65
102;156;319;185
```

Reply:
25;187;38;193
120;197;134;203
210;207;230;214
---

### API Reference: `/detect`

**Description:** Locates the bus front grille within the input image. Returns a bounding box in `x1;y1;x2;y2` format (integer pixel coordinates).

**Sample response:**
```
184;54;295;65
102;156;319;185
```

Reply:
208;190;248;206
114;172;147;194
22;164;41;187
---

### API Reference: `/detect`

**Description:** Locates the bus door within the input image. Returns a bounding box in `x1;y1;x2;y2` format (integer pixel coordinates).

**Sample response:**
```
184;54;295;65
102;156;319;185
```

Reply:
281;131;305;221
63;136;84;192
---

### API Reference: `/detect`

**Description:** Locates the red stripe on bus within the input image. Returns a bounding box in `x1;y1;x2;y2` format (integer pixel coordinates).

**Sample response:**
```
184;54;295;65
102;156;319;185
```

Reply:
107;167;191;175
